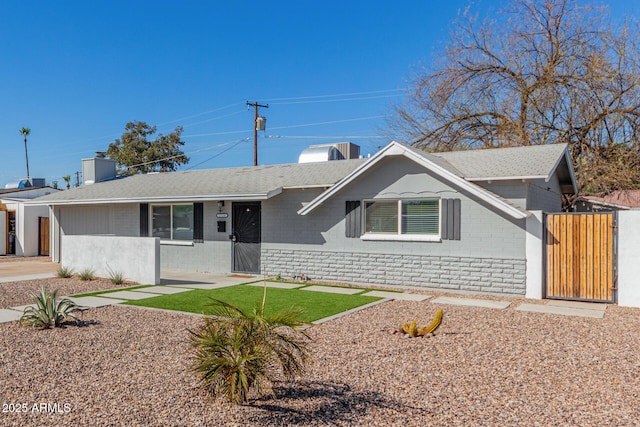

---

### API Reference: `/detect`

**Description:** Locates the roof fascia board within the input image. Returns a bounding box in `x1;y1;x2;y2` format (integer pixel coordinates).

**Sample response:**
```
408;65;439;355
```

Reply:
283;185;332;190
28;192;277;206
576;198;631;210
466;175;547;182
299;141;528;219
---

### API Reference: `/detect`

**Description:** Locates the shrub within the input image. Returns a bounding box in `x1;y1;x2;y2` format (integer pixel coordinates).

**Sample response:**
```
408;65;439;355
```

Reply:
20;287;80;329
79;268;95;281
57;266;74;278
107;268;125;286
188;287;310;404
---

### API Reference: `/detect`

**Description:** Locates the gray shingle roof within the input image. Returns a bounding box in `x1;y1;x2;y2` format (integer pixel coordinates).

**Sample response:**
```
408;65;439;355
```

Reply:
32;142;574;206
34;159;367;204
429;143;569;180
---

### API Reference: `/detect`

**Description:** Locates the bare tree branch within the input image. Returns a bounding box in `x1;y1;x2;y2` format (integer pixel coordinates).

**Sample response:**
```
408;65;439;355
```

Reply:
391;0;640;194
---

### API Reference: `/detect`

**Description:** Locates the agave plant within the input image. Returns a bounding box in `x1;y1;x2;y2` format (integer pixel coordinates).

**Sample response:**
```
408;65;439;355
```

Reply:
20;287;80;329
188;286;311;404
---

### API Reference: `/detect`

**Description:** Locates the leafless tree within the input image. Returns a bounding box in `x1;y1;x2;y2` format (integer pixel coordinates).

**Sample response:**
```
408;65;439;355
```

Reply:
392;0;640;193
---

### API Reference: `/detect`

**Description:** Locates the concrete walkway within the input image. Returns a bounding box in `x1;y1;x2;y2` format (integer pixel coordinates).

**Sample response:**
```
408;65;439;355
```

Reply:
0;270;609;323
516;299;607;319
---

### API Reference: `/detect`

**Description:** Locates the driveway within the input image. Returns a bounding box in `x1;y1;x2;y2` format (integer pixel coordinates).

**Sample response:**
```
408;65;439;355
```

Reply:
0;258;58;282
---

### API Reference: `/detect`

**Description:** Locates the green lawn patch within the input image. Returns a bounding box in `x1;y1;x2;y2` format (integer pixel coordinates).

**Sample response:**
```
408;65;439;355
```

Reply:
123;284;382;322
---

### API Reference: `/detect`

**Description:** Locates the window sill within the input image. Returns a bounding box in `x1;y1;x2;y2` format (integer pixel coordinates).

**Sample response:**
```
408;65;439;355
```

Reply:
159;240;194;246
361;234;441;242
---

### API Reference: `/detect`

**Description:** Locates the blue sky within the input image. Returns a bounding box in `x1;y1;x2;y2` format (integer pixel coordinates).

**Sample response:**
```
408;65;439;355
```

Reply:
0;1;634;187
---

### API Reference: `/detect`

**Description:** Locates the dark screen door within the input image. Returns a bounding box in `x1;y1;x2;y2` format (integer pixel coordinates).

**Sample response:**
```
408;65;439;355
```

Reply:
232;202;261;273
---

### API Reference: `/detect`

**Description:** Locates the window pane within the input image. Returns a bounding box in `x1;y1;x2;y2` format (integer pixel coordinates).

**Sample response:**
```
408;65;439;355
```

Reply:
402;200;439;235
365;201;398;234
152;206;171;239
173;205;194;240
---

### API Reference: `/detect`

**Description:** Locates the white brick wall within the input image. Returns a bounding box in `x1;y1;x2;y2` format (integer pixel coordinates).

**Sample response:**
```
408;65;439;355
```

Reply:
262;249;526;295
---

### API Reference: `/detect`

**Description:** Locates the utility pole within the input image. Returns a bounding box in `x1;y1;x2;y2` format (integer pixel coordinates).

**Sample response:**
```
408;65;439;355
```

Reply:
247;101;268;166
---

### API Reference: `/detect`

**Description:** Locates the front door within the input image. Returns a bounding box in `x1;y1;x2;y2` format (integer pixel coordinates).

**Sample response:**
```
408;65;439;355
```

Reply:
231;202;261;273
39;217;50;256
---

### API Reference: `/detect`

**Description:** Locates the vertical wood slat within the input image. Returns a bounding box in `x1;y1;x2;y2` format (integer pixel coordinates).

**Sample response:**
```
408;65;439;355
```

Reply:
596;215;601;299
545;212;615;303
573;216;580;297
546;215;554;298
559;215;567;298
586;214;594;300
606;214;613;301
566;214;574;298
600;215;613;300
579;215;587;299
553;216;560;295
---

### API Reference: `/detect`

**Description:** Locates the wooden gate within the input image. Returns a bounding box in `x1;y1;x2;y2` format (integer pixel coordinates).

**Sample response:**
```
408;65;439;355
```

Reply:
545;213;617;303
38;217;49;256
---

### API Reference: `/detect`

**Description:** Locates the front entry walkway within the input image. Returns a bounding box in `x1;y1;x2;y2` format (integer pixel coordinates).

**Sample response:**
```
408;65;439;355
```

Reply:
0;270;609;323
160;270;257;287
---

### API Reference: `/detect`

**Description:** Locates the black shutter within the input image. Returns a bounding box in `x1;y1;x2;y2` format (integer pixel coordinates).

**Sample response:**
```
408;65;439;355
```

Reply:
441;199;461;240
140;204;149;237
193;202;204;243
345;201;362;238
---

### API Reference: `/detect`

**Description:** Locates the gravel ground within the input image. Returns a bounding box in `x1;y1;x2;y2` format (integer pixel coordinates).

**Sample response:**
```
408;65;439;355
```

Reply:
1;278;639;426
0;278;133;309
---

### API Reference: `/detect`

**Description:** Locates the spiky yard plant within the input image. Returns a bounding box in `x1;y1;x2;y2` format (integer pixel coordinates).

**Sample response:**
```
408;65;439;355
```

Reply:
78;268;95;281
106;266;125;286
397;308;444;338
20;287;80;329
188;285;311;404
56;266;74;278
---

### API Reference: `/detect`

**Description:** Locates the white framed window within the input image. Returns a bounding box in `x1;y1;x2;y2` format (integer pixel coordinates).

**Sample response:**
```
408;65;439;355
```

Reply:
363;199;440;241
151;204;194;241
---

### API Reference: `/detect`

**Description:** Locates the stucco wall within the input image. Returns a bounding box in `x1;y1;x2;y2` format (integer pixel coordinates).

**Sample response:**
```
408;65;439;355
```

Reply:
618;210;640;307
261;156;529;292
526;177;563;212
58;204;139;237
56;201;233;274
478;177;564;213
20;204;50;256
161;241;231;273
61;235;160;284
262;157;527;259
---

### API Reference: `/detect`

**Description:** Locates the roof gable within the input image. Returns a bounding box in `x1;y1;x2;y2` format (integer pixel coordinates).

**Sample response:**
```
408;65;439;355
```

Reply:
298;141;530;219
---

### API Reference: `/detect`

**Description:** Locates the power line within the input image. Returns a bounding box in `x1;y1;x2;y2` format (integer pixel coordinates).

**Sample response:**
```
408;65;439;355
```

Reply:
156;102;244;126
268;94;403;106
182;114;387;138
264;134;387;140
268;115;387;131
185;137;252;170
32;90;397;153
264;88;405;102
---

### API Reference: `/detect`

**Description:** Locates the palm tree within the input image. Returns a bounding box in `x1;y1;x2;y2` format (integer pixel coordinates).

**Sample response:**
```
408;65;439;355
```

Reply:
62;175;71;190
19;127;31;182
189;289;310;404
